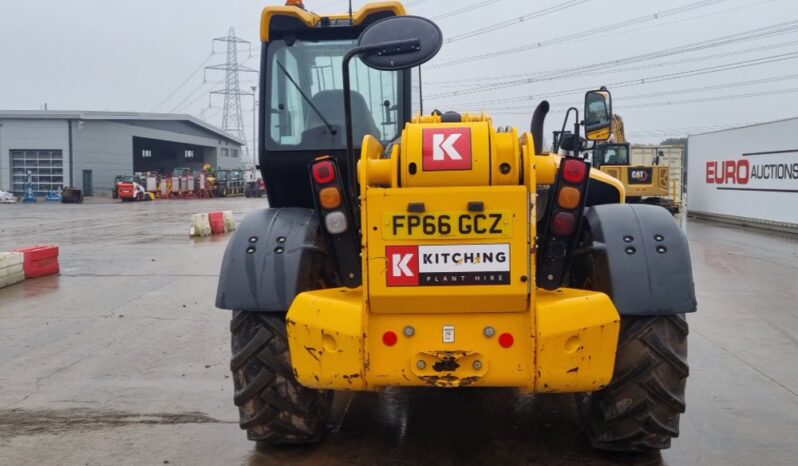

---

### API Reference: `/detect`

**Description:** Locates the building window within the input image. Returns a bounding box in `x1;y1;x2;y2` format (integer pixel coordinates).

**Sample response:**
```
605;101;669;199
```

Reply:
221;148;229;157
184;150;194;159
231;149;239;158
142;149;152;158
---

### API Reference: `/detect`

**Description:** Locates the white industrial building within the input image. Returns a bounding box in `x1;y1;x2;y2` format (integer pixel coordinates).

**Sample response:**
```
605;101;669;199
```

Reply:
688;117;798;232
0;111;245;196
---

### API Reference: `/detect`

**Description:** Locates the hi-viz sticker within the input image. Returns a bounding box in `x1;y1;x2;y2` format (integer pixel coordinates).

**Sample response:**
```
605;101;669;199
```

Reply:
422;127;472;171
386;244;510;286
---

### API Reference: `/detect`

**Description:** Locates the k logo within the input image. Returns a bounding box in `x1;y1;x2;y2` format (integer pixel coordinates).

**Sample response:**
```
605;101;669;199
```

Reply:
385;245;419;286
422;127;472;171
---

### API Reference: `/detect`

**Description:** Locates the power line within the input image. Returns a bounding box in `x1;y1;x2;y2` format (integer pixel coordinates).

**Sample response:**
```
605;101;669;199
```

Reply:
491;86;798;115
201;107;223;122
421;37;798;93
600;73;798;103
171;80;222;113
625;122;759;137
169;80;215;113
497;71;798;112
620;87;798;110
429;0;728;69
432;0;499;21
445;0;589;43
150;53;214;112
427;20;798;99
449;50;798;110
426;21;798;88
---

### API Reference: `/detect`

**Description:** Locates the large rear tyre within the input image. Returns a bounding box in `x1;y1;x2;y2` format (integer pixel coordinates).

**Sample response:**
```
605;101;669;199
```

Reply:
230;311;333;445
582;314;688;453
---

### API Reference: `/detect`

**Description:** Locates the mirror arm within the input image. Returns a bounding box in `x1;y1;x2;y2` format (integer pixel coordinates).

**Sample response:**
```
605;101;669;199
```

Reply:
554;107;579;154
342;39;421;208
342;46;371;210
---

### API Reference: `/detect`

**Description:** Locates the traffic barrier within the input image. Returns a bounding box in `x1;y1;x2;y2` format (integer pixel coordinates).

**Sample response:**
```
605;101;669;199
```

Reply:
190;213;212;237
223;211;236;232
209;211;226;235
0;252;25;289
11;245;60;279
190;211;236;237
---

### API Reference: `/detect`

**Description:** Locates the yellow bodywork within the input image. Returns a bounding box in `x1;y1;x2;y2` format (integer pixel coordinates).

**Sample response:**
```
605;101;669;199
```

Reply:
600;113;673;201
286;112;622;392
261;2;406;41
287;286;619;391
601;165;670;199
261;1;624;394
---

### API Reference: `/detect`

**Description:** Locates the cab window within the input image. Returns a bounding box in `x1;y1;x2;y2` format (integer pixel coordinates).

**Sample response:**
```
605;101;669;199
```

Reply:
266;39;402;150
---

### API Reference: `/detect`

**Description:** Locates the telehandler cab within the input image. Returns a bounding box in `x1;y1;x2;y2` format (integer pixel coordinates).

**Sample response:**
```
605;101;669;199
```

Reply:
216;1;696;453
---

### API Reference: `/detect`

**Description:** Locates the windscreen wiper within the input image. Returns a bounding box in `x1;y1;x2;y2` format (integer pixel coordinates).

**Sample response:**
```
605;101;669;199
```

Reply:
276;60;337;135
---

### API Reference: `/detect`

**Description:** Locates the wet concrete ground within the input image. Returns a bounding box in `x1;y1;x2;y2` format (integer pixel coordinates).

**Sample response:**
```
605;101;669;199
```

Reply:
0;198;797;465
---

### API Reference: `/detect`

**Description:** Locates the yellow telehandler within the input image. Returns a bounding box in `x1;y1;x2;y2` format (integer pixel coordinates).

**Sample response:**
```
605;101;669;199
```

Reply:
216;1;696;453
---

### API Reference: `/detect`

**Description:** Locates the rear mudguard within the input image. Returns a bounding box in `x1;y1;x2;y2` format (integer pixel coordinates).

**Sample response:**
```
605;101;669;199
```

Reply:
582;204;697;316
215;208;328;312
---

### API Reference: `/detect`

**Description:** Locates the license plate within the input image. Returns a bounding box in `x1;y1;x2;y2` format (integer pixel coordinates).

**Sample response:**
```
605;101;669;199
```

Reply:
382;211;512;240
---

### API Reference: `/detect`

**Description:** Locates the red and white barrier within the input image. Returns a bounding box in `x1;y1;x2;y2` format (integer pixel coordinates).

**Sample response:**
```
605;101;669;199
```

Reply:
12;245;60;278
0;245;60;289
190;211;236;237
0;252;25;289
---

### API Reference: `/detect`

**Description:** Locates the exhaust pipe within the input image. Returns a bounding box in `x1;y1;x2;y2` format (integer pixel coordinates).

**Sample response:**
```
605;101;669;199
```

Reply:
530;100;550;155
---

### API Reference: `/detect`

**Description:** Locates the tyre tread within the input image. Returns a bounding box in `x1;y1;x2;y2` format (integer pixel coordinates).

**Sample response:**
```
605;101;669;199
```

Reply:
230;311;331;445
585;315;688;453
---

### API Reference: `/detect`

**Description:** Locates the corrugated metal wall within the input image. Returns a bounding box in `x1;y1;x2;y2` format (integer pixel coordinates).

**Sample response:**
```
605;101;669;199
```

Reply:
0;119;71;192
1;117;243;196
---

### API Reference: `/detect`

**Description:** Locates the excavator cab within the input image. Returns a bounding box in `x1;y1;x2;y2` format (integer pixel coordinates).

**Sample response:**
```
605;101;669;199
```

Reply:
257;2;412;208
593;142;630;168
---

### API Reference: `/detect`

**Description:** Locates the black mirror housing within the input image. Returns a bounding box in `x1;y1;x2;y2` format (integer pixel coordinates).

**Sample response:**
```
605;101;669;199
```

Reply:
584;89;612;141
357;16;443;71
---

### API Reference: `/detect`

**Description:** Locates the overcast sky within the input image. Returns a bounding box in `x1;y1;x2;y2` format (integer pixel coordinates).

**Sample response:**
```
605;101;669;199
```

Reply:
2;0;797;147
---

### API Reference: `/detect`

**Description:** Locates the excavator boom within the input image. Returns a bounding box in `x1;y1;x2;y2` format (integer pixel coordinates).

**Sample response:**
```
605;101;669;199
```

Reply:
611;114;626;144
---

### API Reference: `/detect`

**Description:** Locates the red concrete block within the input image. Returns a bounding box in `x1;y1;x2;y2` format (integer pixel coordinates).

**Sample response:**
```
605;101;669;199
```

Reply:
12;245;60;278
208;211;226;235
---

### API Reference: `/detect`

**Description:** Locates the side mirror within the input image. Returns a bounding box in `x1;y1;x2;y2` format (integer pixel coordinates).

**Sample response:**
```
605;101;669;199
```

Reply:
357;16;443;71
584;89;612;141
340;15;443;203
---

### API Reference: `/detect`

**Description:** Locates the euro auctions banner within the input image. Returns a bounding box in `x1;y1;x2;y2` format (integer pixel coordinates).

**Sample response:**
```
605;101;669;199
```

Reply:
688;119;798;226
705;150;798;193
705;152;798;192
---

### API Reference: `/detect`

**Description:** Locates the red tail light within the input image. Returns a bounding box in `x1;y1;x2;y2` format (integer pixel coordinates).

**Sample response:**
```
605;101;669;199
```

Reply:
552;212;576;235
562;159;587;183
312;160;336;184
308;157;361;288
537;156;591;291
